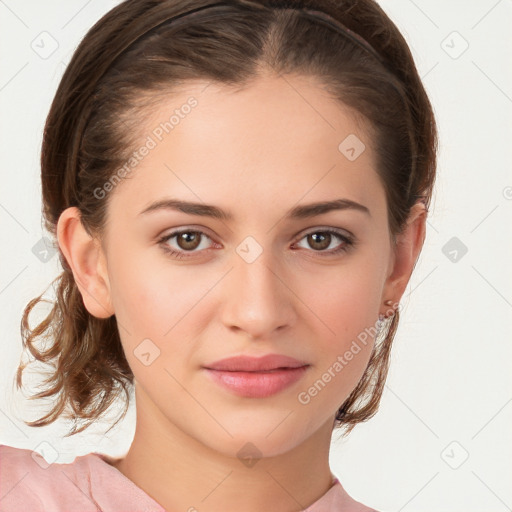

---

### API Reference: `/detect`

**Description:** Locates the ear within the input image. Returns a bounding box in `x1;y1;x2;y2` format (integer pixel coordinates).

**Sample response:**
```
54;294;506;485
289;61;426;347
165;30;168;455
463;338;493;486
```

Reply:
56;206;114;319
381;201;427;314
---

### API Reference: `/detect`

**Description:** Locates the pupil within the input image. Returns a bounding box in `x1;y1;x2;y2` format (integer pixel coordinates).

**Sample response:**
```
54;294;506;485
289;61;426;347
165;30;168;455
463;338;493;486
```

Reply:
179;232;199;249
310;232;330;250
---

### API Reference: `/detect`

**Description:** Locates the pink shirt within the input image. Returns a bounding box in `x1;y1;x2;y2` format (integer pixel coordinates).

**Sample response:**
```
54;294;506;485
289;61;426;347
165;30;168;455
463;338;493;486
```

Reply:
0;444;378;511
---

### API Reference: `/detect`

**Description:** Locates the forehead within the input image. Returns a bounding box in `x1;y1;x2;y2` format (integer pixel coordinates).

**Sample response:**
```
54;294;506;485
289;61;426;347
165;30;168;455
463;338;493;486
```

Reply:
108;74;384;223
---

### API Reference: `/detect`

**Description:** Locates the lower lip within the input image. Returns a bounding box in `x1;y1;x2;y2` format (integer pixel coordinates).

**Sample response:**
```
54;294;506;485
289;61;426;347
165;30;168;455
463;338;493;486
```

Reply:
203;366;309;398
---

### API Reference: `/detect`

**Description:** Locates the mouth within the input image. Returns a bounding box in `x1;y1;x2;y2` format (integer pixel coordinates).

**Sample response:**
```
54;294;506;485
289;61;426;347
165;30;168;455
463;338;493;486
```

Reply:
203;353;309;372
202;365;310;398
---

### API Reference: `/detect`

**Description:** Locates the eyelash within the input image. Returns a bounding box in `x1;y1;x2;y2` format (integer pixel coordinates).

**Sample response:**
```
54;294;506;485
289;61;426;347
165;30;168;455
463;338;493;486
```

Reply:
157;228;355;260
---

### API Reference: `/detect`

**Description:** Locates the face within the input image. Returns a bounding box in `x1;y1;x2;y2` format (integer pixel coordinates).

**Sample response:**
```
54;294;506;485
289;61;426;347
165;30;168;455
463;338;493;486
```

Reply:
85;74;396;457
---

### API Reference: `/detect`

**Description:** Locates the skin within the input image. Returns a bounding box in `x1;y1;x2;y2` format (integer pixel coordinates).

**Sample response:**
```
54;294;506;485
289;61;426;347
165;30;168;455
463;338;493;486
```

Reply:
57;73;426;511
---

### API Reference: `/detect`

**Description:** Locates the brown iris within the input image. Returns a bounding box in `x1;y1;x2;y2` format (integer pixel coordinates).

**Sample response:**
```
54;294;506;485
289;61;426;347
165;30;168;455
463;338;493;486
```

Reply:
307;232;331;251
176;231;202;251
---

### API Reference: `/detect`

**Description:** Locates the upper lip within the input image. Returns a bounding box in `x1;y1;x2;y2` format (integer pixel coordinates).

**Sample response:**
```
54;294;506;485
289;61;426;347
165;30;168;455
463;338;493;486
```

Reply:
203;354;309;372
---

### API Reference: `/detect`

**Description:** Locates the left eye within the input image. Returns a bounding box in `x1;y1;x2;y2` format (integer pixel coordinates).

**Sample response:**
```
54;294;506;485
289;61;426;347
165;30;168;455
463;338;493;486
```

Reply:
158;228;354;259
294;229;353;253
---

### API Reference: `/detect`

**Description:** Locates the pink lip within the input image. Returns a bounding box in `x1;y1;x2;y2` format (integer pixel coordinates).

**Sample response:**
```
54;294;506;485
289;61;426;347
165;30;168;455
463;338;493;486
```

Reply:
202;354;310;398
203;354;308;372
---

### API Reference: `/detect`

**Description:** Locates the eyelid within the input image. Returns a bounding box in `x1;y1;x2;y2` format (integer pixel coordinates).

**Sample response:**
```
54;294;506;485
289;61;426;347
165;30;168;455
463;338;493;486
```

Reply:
158;225;352;244
157;224;216;241
158;227;218;248
296;225;353;240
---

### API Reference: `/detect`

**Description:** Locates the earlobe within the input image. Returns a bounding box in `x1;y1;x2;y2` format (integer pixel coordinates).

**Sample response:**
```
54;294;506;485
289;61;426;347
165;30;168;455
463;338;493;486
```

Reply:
56;206;114;319
381;202;427;308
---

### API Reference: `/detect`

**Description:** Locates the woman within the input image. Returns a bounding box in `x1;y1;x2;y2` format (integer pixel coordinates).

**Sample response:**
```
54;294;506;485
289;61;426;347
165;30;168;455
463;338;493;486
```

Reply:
1;0;437;510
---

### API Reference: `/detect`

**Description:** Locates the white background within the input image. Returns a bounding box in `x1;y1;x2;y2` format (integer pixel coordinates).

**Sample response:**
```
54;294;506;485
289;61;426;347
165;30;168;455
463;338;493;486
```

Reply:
1;1;511;511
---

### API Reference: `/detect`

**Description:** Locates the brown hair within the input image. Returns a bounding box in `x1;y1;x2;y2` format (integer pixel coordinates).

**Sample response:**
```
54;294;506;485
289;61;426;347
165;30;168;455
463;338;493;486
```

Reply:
16;0;437;437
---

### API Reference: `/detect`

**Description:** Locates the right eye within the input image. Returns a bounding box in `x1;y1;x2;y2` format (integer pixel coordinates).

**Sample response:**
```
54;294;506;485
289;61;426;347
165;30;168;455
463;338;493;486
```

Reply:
158;229;216;259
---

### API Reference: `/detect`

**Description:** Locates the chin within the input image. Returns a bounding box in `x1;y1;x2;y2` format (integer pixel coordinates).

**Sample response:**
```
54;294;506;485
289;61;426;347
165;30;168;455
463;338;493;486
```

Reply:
195;416;313;460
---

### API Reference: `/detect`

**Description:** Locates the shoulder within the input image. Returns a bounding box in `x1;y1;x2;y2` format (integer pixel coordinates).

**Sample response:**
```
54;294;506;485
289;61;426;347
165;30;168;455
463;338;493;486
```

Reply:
0;444;165;512
0;443;101;512
309;477;382;512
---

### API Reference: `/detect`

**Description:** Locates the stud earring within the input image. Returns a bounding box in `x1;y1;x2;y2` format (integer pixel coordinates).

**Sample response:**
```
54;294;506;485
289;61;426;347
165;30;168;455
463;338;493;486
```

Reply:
377;299;397;335
380;299;397;320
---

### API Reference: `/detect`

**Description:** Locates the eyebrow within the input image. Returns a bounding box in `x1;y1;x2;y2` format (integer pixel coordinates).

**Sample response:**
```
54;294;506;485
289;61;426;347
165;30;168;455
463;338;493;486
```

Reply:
138;197;371;220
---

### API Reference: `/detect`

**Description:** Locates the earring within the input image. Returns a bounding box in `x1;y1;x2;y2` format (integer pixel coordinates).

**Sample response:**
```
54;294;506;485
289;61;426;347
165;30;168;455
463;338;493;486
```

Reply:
381;299;396;319
377;299;397;334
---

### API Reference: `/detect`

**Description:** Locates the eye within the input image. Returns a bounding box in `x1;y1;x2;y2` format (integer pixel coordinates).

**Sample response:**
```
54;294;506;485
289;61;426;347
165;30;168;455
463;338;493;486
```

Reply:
157;227;355;260
158;229;215;259
293;229;355;256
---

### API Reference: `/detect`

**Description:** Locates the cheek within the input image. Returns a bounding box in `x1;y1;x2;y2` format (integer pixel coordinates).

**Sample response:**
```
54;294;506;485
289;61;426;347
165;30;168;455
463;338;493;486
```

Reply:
107;246;204;334
300;263;382;339
294;263;381;401
106;250;221;381
297;285;377;418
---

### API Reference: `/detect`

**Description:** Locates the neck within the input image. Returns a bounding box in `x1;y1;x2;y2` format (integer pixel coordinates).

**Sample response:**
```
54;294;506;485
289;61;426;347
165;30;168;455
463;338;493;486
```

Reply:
111;384;337;512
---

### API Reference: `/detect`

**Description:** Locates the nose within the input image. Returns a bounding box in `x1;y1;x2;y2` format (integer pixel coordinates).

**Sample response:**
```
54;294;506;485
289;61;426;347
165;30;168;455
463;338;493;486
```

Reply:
219;247;297;340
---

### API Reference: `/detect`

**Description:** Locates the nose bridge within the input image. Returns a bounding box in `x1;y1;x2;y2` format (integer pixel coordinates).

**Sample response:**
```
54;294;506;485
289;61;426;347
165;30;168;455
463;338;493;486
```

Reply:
220;236;295;338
